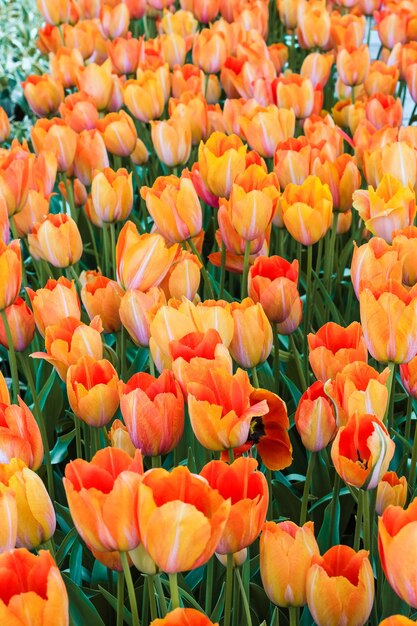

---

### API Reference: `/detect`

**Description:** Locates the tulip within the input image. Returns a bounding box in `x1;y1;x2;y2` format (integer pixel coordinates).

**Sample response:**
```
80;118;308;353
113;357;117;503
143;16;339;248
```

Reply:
295;381;337;451
59;91;99;133
198;132;247;198
137;465;230;573
351;238;402;299
22;74;64;117
400;352;417;398
308;322;368;382
297;0;331;49
313;154;361;213
273;137;312;190
108;419;136;458
0;397;43;470
201;457;268;554
31;118;77;173
261;521;320;607
306;545;374;626
280;176;333;246
375;10;407;50
0;548;68;625
80;271;123;334
74;129;110;186
36;0;71;24
0;147;31;216
149;302;199;372
123;73;165;123
0;107;10;143
162;250;202;302
150;118;192;168
130;138;149;165
31;316;103;381
91;167;133;224
239;105;295;159
0;239;21;312
379;618;416;626
337;45;370;87
119;287;166;348
275;74;315;119
366;94;402;131
376;471;407;516
97;111;137;157
159;33;187;69
378;498;417;607
169;92;209;146
0;371;9;405
0;458;55;549
116;221;179;291
100;2;129;39
0;298;35;352
28;213;82;268
325;362;389;427
360;281;417;364
364;61;399;97
67;356;119;428
219;182;274;245
150;608;217;626
50;47;84;88
192;29;227;74
64;447;143;552
120;370;184;457
301;52;334;88
0;487;17;552
229;299;272;369
76;59;113;111
27;276;80;337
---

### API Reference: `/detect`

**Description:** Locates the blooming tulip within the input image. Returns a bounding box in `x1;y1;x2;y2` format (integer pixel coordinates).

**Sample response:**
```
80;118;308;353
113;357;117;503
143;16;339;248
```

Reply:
28;214;82;268
0;397;43;470
27;276;80;337
0;298;34;352
0;239;21;311
376;471;407;516
150;608;217;626
198;132;247;198
229;299;272;368
308;322;368;382
295;382;337;451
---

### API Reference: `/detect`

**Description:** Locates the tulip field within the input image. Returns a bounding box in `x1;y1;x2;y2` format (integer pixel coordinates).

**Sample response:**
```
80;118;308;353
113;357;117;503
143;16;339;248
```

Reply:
2;0;417;624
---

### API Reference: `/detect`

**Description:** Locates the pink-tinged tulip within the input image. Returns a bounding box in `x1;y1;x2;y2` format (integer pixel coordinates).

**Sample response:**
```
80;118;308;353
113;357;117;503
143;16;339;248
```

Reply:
22;75;64;117
74;129;110;186
28;214;83;268
91;167;133;224
275;74;315;119
119;287;166;348
295;381;337;451
0;397;43;470
0;239;21;311
80;271;123;334
229;299;272;369
27;276;80;337
0;298;35;352
350;238;402;299
76;59;113;111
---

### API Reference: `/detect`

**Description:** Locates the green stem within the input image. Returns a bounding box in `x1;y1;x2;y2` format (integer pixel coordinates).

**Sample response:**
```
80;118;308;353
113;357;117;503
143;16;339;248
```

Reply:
205;557;214;615
228;448;234;464
219;241;226;299
405;395;413;441
1;309;19;402
169;573;180;610
74;414;83;459
67;265;82;291
408;416;417;492
62;173;77;221
109;223;117;281
361;489;372;553
120;551;140;626
148;350;155;377
289;334;307;392
241;240;251;300
118;327;126;381
328;474;341;550
324;212;338;294
385;362;396;431
148;575;158;622
42;537;56;557
187;237;214;299
272;322;280;396
303;244;313;382
299;452;316;525
117;571;124;626
151;455;161;468
235;568;252;626
265;467;273;520
289;607;298;626
251;367;259;388
353;488;363;551
154;575;168;617
18;355;54;501
224;553;234;626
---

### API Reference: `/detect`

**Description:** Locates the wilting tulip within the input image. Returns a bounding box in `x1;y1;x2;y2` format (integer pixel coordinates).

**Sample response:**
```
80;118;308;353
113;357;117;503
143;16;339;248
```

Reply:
261;521;320;607
198;132;247;198
229;299;272;368
31;316;103;381
28;213;82;268
201;457;268;554
0;397;43;470
306;545;374;626
116;221;179;291
308;322;368;382
91;168;133;224
151;118;192;168
120;370;184;457
275;75;315;120
351;238;402;298
325;362;389;427
239;105;295;159
119;287;166;348
187;367;268;451
27;276;80;337
353;175;416;244
295;382;337;451
64;447;143;552
22;74;64;117
150;608;217;626
137;465;230;572
0;239;21;311
0;298;35;352
280;176;333;246
0;548;69;625
67;356;119;428
80;271;123;334
331;412;395;489
0;458;55;549
123;73;165;123
360;281;417;364
378;498;417;608
376;471;407;516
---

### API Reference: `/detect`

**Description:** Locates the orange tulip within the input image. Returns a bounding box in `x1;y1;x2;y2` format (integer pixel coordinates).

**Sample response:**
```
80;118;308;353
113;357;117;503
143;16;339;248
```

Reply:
308;322;368;383
100;2;129;39
73;129;110;186
261;521;320;607
198;131;247;198
375;10;408;49
66;356;119;428
360;280;417;364
400;352;417;398
378;498;417;608
187;367;269;451
159;33;188;69
192;29;227;74
0;487;17;552
123;73;165;123
31;316;103;381
161;250;202;302
351;238;402;298
275;74;315;119
295;381;337;452
313;154;361;213
0;107;10;143
106;36;141;75
0;239;21;312
229;299;272;369
239;105;295;160
36;0;72;24
59;91;99;133
0;371;10;405
297;0;331;49
31;118;77;173
378;618;416;626
150;608;217;626
97;111;137;157
366;94;402;131
28;213;82;268
0;458;56;549
0;548;68;625
91;167;133;224
201;457;268;554
219;180;274;244
169;92;209;146
137;465;230;572
76;59;113;111
116;221;179;291
0;298;34;352
325;361;389;427
337;45;370;87
22;74;64;117
130;138;149;165
331;412;395;489
301;52;334;88
0;397;43;470
306;545;374;626
406;63;417;104
27;276;80;337
108;418;136;458
364;61;399;97
64;447;143;552
280;175;333;246
50;47;84;89
119;287;166;348
150;118;192;168
120;370;184;457
0;145;31;216
80;271;123;334
375;471;407;516
273;137;312;190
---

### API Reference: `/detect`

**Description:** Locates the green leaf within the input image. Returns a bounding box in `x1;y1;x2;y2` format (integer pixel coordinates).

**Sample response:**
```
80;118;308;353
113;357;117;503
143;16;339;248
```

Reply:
69;539;83;586
50;429;75;464
62;574;106;626
98;585;132;626
317;498;340;552
55;527;78;567
272;477;301;521
210;582;225;623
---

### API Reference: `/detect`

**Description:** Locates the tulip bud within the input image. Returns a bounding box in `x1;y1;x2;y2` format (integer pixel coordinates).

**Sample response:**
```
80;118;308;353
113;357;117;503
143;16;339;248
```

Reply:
229;299;272;369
